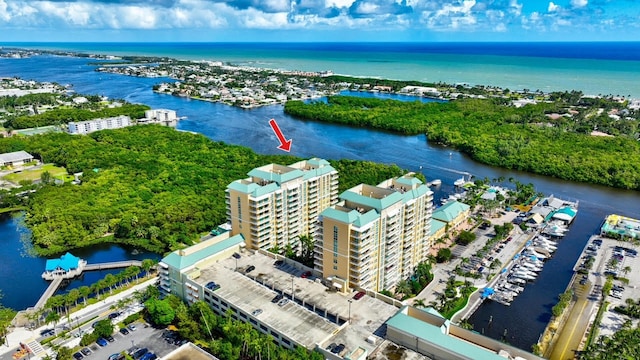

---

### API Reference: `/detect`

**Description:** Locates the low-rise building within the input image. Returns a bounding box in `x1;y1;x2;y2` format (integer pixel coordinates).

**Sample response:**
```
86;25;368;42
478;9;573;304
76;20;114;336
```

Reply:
0;150;34;167
432;201;470;231
68;115;132;135
386;306;543;360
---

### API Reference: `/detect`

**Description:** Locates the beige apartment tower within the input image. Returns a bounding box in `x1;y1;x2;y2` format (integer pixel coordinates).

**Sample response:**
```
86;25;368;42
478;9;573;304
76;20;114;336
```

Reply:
226;158;338;250
314;174;433;292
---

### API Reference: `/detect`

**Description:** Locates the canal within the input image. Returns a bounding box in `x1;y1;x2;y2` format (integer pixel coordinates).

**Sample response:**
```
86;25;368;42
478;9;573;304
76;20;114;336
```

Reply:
0;54;639;349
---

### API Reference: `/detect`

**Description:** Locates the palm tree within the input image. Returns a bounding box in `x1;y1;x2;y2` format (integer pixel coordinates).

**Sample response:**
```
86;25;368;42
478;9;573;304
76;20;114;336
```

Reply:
45;311;60;334
413;299;427;308
79;286;91;305
395;280;412;298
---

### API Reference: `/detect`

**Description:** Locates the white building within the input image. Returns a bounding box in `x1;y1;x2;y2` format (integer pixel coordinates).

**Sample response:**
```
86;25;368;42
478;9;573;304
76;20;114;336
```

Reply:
68;115;132;135
0;151;34;167
140;109;179;127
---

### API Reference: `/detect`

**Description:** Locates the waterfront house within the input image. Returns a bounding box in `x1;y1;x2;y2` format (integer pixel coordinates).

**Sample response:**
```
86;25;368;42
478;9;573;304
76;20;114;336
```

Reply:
42;252;86;280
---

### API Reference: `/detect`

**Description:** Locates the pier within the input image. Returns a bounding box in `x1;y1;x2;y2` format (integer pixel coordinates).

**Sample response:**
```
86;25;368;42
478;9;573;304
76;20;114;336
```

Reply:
35;258;144;309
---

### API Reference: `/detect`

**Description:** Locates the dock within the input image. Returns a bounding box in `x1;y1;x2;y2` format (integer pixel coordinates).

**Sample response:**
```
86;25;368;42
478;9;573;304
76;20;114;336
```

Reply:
35;257;144;309
34;277;63;309
84;260;142;271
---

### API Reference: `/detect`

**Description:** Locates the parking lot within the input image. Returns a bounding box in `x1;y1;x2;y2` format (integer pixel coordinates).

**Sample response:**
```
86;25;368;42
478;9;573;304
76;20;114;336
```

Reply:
72;321;185;360
584;237;640;338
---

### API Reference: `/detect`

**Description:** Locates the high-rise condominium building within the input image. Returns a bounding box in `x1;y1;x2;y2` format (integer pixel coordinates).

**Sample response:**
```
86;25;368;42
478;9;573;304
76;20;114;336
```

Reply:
226;158;338;250
314;174;433;292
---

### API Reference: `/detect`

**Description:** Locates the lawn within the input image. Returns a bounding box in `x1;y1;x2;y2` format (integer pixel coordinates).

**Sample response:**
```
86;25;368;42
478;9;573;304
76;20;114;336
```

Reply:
3;163;73;183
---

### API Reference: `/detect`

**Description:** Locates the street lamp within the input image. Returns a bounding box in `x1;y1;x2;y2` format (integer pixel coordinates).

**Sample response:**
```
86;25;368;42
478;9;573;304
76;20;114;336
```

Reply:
348;299;353;324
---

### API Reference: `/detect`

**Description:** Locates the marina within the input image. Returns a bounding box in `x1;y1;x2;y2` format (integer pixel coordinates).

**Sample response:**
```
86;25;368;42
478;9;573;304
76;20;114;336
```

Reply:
481;196;578;307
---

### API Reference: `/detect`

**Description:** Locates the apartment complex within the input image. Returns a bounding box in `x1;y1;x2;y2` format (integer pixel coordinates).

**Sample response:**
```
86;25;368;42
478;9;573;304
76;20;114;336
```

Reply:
314;173;433;292
68;115;131;134
226;158;338;250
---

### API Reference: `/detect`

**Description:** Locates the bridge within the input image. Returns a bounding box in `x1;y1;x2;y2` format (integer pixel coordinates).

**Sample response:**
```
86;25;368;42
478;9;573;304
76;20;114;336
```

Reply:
34;260;144;309
84;260;142;271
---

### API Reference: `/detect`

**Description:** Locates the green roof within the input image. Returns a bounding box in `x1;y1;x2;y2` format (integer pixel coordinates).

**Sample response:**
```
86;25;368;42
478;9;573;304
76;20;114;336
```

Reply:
307;158;330;167
430;219;447;236
386;306;508;360
556;207;577;217
340;190;404;211
395;176;423;187
321;207;380;228
161;234;245;271
302;165;336;180
432;201;470;222
248;168;304;184
227;180;280;198
402;185;431;202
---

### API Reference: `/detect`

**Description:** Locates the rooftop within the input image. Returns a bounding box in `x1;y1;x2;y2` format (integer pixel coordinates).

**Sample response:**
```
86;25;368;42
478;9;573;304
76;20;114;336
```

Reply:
161;233;245;271
432;201;470;222
45;252;80;272
0;150;33;163
194;250;398;352
161;342;219;360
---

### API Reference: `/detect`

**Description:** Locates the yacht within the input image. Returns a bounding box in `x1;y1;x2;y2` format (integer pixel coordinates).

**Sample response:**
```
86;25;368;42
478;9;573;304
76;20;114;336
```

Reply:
454;177;466;187
429;179;442;186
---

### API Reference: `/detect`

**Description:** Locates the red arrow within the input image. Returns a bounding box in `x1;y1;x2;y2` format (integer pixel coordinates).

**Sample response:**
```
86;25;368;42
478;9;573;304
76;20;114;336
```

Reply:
268;118;292;152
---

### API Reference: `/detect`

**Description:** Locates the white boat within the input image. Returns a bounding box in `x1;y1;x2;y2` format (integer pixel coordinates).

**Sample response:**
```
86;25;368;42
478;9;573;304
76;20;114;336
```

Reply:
523;249;547;260
512;271;537;281
508;277;527;285
454;177;466;187
520;262;543;272
429;179;442;186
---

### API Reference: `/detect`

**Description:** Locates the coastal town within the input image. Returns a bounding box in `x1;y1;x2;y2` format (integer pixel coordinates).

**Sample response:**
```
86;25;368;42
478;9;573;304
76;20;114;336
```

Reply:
1;48;640;360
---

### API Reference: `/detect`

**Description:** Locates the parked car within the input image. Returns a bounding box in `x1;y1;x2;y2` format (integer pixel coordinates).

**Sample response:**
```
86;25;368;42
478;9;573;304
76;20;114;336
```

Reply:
277;298;289;307
251;309;263;316
140;352;158;360
80;348;91;356
120;327;130;335
331;343;345;354
326;343;337;351
108;354;124;360
272;294;283;303
353;291;366;300
132;348;148;360
73;352;84;360
96;338;108;347
274;259;284;266
106;335;115;342
108;312;120;319
205;281;220;291
245;265;256;273
40;329;55;337
232;252;241;259
128;324;137;331
301;271;312;278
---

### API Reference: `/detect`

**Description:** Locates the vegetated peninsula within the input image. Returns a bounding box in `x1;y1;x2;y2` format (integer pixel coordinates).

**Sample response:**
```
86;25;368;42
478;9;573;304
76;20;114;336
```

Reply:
285;95;640;190
0;125;406;256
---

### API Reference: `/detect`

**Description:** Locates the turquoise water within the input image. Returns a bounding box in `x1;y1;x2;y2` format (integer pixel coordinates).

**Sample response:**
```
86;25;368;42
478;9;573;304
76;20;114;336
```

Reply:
4;42;640;97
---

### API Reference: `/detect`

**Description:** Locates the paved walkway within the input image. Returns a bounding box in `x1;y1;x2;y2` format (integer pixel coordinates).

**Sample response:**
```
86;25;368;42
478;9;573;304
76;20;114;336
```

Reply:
0;277;156;360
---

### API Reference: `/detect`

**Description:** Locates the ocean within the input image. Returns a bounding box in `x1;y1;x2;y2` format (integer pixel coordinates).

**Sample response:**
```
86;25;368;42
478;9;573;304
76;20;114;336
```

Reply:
4;42;640;97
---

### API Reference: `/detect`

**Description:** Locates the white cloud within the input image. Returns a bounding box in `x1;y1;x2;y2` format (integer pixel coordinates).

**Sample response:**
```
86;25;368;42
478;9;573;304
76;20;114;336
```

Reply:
548;2;559;12
571;0;588;8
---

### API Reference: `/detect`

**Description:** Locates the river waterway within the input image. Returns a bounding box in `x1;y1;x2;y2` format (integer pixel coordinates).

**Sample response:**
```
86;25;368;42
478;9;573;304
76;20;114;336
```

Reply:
1;54;639;349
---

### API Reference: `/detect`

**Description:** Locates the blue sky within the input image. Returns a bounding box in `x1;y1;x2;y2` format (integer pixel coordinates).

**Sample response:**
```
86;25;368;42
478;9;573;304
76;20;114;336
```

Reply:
0;0;638;42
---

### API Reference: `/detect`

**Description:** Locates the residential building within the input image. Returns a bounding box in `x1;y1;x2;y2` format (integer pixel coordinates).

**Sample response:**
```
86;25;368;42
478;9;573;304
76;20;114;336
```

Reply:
140;109;178;127
0;150;34;167
386;306;543;360
68;115;131;135
314;173;433;292
160;245;398;355
225;158;338;250
157;227;245;300
431;201;471;231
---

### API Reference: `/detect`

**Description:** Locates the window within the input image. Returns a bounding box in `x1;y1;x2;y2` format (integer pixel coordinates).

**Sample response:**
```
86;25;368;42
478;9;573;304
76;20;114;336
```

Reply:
333;226;338;241
333;259;338;264
333;265;338;270
237;197;242;220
